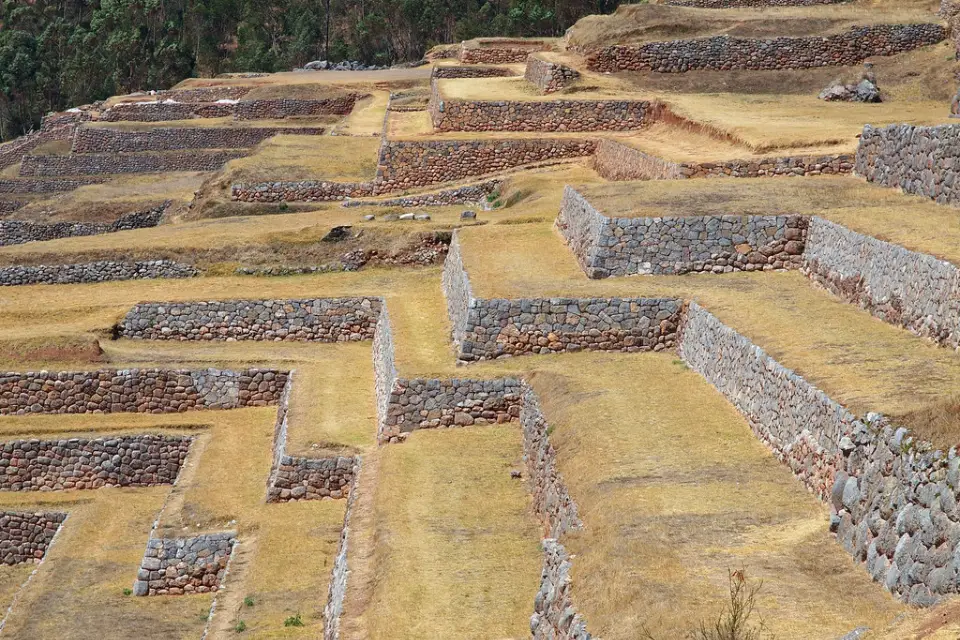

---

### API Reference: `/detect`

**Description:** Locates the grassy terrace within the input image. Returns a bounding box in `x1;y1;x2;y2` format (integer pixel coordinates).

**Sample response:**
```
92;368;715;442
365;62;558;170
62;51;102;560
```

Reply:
223;135;380;183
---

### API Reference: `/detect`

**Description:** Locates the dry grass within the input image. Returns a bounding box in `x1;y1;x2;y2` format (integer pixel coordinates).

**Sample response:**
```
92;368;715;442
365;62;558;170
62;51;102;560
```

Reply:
334;92;391;136
220;135;380;183
565;3;939;50
358;425;541;639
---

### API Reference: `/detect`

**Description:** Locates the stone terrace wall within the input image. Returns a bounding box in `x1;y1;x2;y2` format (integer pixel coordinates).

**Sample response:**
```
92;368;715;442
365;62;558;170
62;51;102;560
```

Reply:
72;126;325;153
0;178;104;194
524;54;580;94
856;123;960;206
441;233;474;348
133;532;236;596
459;41;553;64
373;309;398;442
803;216;960;349
533;539;592;640
101;102;236;122
556;186;808;277
428;80;659;132
233;96;363;120
0;125;77;171
231;181;374;203
0;203;167;247
322;465;361;640
119;298;382;342
431;66;516;79
0;512;67;565
0;435;191;491
678;302;960;604
341;180;502;208
593;138;854;180
586;24;945;73
380;378;523;442
376;138;595;190
665;0;846;6
162;87;250;102
0;201;25;214
20;150;247;176
0;260;198;286
0;368;288;415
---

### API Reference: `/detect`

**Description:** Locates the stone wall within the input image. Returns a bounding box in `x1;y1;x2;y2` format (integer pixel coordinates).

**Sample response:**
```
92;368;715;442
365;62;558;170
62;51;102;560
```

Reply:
119;298;382;342
0;512;67;565
0;435;191;491
0;125;77;171
101;102;236;122
0;178;105;194
586;24;945;73
532;539;592;640
341;180;502;208
322;465;362;640
428;79;659;132
373;308;398;443
161;87;250;102
431;66;515;79
72;126;325;153
443;233;682;360
0;201;25;214
593;138;854;180
855;123;960;206
459;41;553;64
556;186;808;277
677;302;960;604
0;203;167;247
231;181;375;203
524;54;580;94
664;0;847;6
20;150;247;176
376;138;595;190
0;368;288;415
233;96;363;120
0;260;198;286
803;216;960;349
133;532;236;596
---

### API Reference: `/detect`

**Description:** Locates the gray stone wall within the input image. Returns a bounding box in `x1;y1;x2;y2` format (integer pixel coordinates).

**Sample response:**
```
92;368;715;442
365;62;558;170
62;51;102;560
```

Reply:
428;79;659;132
119;297;382;342
133;532;236;596
233;96;363;120
556;186;807;278
0;201;25;214
20;150;247;176
665;0;846;6
0;368;288;415
0;178;105;194
0;512;67;565
532;539;592;640
72;126;325;153
587;24;945;73
855;123;960;206
431;66;515;79
160;87;250;102
458;41;553;64
101;102;236;122
322;464;362;640
0;260;197;286
440;232;474;349
524;54;580;94
231;181;374;203
677;302;960;604
341;180;501;208
0;203;167;247
373;308;398;443
0;435;191;491
0;124;77;171
803;216;960;349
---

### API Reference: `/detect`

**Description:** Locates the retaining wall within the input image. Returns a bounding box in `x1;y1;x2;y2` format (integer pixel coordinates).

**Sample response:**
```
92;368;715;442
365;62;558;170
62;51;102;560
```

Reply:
0;203;167;247
459;41;553;64
855;123;960;206
20;150;247;176
556;186;807;277
0;435;191;491
593;138;854;180
664;0;847;6
72;126;325;153
677;302;960;604
119;298;382;342
0;260;197;286
233;96;363;120
803;216;960;349
428;79;658;132
231;181;374;203
341;180;501;208
443;232;682;360
161;87;250;102
0;124;77;171
586;24;945;73
0;178;105;194
133;532;236;596
0;512;67;565
524;54;580;94
322;466;362;640
0;368;288;415
532;539;592;640
101;102;235;122
431;66;516;79
0;201;25;214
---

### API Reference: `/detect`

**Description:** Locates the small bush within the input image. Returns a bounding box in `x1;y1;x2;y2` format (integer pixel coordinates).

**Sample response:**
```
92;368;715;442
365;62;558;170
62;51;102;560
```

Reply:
235;620;247;633
243;596;255;607
691;569;772;640
122;588;132;596
278;202;289;212
284;613;304;627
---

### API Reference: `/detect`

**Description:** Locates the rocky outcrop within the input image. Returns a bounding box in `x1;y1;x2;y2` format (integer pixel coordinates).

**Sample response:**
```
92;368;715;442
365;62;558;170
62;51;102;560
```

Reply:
586;24;945;73
133;533;236;596
0;512;67;565
0;260;197;286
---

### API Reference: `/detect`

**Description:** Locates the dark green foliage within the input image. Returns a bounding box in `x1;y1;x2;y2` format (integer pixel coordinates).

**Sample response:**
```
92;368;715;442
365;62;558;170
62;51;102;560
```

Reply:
0;0;621;140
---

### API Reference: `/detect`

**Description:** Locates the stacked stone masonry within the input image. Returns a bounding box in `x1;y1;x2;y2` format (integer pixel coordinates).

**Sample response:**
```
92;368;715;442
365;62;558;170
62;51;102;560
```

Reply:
557;186;808;277
803;217;960;349
0;435;191;491
586;24;945;73
160;86;250;102
133;532;235;596
666;0;847;6
444;232;682;360
0;178;105;194
72;126;325;153
20;150;247;176
341;180;502;208
677;302;960;604
232;180;374;203
0;124;77;171
429;79;659;132
431;66;516;79
856;123;960;206
0;512;66;565
0;368;288;415
373;307;398;442
0;203;167;247
524;54;580;94
101;96;361;122
593;138;854;181
0;201;25;214
532;539;592;640
458;41;553;64
322;466;362;640
119;298;382;342
0;260;198;287
101;102;235;122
